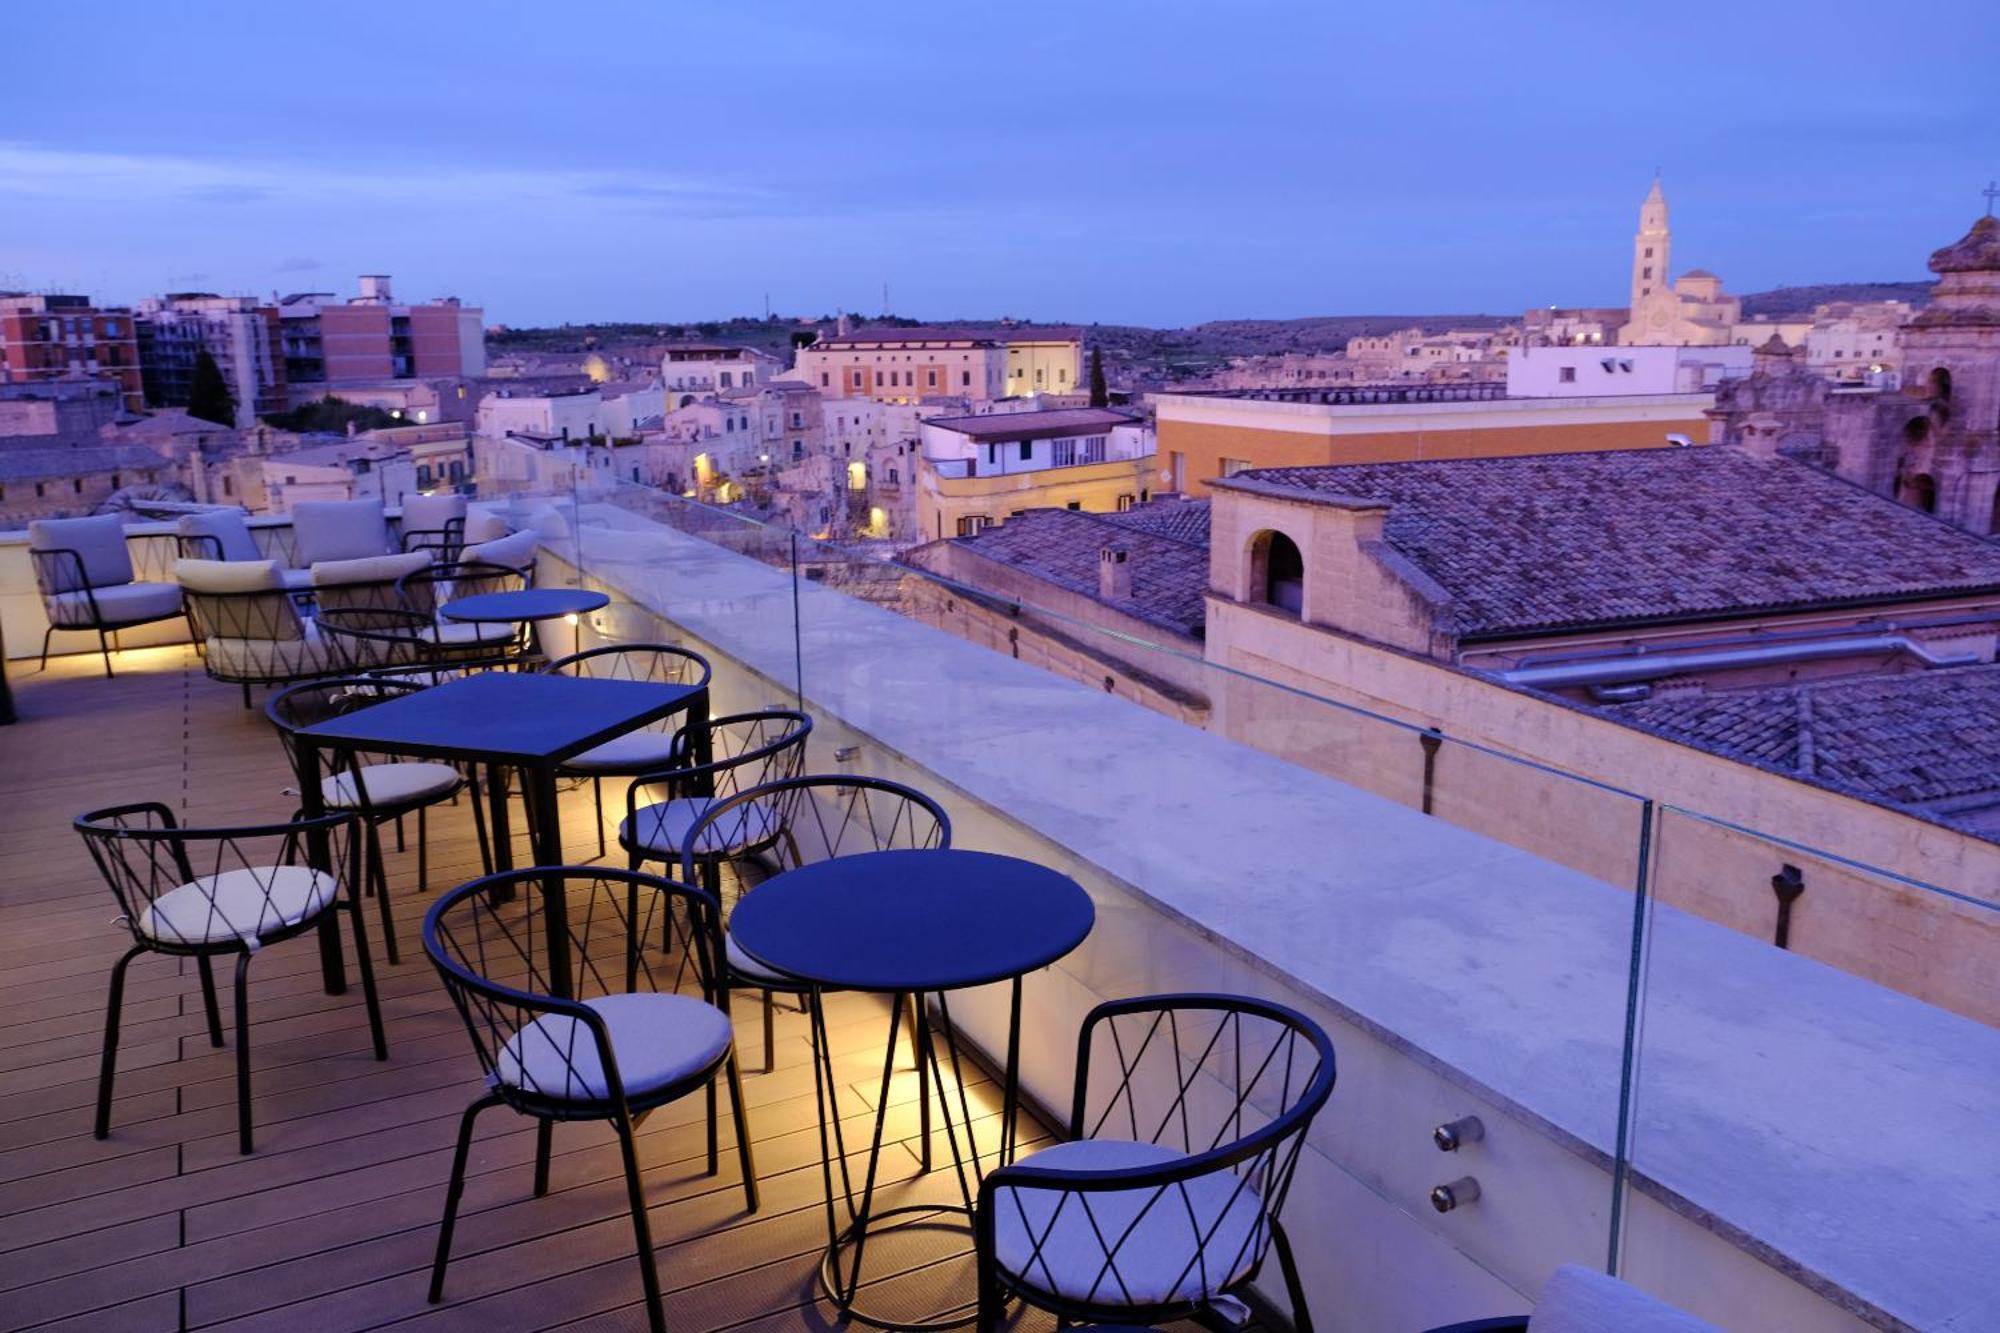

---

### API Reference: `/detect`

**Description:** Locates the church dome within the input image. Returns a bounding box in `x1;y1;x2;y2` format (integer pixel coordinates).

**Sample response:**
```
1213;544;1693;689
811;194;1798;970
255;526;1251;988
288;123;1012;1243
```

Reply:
1681;268;1718;280
1929;215;2000;274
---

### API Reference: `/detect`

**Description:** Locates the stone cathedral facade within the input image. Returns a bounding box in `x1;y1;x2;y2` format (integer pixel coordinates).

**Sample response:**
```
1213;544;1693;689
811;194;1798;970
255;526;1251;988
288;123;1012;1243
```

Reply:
1710;213;2000;536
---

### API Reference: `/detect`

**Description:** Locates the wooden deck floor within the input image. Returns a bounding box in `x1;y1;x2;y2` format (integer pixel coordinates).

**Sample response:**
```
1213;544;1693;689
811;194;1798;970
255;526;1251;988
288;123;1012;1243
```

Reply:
0;648;1084;1333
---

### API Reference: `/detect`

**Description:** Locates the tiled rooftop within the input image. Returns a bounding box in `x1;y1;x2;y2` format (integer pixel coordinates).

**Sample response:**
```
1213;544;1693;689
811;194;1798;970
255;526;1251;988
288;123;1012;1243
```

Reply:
1219;449;2000;638
946;501;1210;635
1607;665;2000;827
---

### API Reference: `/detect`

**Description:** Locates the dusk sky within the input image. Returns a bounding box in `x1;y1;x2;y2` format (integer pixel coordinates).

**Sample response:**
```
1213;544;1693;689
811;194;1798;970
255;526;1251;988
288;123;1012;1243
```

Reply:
6;2;1997;329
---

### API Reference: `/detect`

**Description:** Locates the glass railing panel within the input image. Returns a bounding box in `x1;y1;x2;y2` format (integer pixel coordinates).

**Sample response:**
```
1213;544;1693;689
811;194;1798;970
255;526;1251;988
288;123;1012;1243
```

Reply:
1622;808;2000;1328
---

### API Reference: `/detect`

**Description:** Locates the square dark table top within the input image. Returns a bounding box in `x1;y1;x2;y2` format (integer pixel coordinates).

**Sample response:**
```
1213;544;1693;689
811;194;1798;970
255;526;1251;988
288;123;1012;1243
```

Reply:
299;671;699;766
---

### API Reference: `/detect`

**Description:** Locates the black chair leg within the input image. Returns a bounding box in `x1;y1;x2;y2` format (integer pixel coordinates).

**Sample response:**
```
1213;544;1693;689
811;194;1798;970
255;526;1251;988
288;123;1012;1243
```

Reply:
613;1113;668;1333
761;989;776;1076
365;823;401;965
594;777;606;858
95;946;144;1139
37;625;55;673
534;1118;554;1196
416;805;429;896
97;628;114;679
1270;1217;1314;1333
724;1054;759;1212
342;898;389;1062
705;1080;719;1176
233;950;254;1154
469;771;493;876
395;814;406;854
429;1093;500;1303
196;955;225;1047
241;682;251;709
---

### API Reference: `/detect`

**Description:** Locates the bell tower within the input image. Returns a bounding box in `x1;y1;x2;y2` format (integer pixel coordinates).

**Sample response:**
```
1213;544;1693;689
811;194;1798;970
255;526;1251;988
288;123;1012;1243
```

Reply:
1631;176;1671;315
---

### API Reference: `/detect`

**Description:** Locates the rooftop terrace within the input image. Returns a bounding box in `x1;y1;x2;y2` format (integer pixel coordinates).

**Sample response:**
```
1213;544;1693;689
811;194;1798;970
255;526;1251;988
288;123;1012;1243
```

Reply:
3;495;1998;1332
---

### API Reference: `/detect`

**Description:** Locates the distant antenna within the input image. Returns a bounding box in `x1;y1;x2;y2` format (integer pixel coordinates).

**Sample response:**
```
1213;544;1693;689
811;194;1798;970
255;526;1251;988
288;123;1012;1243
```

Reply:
882;280;889;315
1985;180;1999;218
764;291;771;319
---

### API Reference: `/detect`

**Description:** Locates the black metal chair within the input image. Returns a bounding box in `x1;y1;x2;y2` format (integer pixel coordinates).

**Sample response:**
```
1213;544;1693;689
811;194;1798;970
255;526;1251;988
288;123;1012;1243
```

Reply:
268;678;488;964
679;775;949;1077
74;803;386;1155
543;644;713;856
397;559;533;663
618;708;813;893
423;866;758;1333
178;558;335;707
973;994;1336;1333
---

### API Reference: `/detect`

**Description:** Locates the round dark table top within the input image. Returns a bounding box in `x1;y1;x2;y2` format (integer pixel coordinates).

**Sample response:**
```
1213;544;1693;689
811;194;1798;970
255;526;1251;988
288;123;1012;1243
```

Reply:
440;588;609;624
730;848;1094;993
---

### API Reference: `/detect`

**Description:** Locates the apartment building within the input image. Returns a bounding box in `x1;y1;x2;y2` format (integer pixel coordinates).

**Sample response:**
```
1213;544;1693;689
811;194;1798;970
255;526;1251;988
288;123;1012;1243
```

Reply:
916;406;1155;539
277;275;485;395
0;293;144;412
795;325;1082;404
133;293;287;427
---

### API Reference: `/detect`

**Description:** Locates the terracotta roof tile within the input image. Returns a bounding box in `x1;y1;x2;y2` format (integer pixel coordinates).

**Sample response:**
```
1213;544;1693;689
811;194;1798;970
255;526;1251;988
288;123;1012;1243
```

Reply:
947;499;1210;635
1223;450;2000;638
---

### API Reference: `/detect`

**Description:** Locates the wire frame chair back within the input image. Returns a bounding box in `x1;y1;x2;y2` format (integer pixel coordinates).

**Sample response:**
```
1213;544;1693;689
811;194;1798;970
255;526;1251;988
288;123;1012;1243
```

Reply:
979;993;1337;1320
681;774;950;893
74;802;362;955
544;643;711;689
401;559;531;612
423;868;723;1113
316;567;434;628
182;585;307;647
315;606;433;674
629;708;813;813
266;677;428;817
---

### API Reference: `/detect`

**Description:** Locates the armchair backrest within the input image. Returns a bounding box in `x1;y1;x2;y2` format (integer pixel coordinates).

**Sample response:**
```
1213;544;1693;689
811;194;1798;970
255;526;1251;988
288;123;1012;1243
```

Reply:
460;529;539;573
292;499;392;566
29;514;135;593
175;510;261;563
266;677;425;809
175;558;305;643
312;550;433;622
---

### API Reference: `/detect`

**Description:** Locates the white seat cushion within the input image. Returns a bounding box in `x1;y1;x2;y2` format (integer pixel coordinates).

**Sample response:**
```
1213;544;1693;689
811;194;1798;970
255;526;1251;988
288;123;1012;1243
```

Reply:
619;797;779;858
136;865;337;946
462;529;539;571
562;730;678;772
206;633;331;681
46;580;183;627
725;931;796;985
494;991;733;1102
325;761;461;808
1529;1265;1721;1333
991;1138;1265;1308
420;619;518;646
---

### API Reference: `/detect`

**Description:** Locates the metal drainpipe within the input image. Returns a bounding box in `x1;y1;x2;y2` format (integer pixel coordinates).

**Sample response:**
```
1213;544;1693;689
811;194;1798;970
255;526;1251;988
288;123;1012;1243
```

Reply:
1419;727;1443;814
1771;864;1806;948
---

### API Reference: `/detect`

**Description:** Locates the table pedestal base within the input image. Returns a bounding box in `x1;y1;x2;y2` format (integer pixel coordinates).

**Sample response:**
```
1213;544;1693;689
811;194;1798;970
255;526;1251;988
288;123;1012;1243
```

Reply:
805;980;1024;1332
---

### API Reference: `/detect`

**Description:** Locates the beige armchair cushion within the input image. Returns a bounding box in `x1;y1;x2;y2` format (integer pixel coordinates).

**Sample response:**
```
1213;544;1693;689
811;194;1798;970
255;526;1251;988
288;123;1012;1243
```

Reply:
292;499;392;566
462;509;512;544
45;581;183;628
176;557;285;594
176;511;261;562
462;530;539;572
311;550;431;588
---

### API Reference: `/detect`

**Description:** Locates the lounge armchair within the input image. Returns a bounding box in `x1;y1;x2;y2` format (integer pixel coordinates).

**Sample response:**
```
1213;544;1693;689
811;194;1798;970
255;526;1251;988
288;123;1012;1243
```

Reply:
176;558;333;706
398;493;469;560
29;514;185;677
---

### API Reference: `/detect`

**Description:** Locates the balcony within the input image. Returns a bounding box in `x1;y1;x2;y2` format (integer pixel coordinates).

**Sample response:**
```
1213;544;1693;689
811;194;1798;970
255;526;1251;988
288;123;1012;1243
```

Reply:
1;490;1997;1331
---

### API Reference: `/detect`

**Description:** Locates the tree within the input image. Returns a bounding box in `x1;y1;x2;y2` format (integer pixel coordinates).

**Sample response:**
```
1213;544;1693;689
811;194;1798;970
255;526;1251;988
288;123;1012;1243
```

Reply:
186;349;236;426
1087;345;1108;407
262;395;401;434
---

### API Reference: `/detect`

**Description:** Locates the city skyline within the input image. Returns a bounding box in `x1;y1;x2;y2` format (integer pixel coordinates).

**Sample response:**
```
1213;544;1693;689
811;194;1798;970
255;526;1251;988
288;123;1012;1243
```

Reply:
5;1;1998;327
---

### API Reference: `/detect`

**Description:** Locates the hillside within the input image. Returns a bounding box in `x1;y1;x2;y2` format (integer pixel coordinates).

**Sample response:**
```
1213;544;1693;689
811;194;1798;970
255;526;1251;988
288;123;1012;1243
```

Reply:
1738;281;1931;318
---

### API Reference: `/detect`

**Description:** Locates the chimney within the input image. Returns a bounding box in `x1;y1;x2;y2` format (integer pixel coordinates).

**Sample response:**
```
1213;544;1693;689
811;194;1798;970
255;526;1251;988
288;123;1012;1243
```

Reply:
1099;543;1132;602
